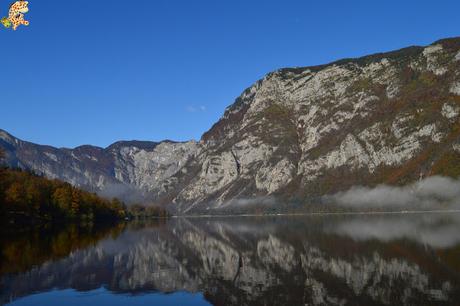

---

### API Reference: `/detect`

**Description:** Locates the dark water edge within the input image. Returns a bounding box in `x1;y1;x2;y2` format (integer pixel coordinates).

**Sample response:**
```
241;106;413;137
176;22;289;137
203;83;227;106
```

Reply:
1;213;460;305
0;221;125;277
4;288;211;306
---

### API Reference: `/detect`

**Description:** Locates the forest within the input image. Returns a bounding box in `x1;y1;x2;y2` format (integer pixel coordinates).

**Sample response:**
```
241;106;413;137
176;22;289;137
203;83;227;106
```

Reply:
0;149;169;224
0;166;127;224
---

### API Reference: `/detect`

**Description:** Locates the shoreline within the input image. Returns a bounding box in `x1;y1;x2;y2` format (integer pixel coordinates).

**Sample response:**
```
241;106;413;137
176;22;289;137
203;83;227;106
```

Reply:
172;209;460;219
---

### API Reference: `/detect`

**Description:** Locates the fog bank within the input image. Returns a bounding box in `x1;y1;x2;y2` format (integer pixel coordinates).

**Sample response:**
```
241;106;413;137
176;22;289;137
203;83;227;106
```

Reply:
98;183;149;204
326;176;460;209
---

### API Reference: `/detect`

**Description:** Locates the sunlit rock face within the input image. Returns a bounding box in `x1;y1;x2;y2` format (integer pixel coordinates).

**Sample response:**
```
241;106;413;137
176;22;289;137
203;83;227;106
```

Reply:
2;215;460;305
167;37;460;211
2;37;460;211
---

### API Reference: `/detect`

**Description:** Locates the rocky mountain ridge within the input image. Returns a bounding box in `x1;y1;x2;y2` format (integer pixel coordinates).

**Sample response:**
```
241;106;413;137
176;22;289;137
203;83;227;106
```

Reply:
2;37;460;212
0;129;199;202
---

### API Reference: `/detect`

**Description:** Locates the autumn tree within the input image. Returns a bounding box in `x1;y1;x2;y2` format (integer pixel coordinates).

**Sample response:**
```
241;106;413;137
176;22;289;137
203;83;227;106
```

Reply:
0;168;128;223
70;188;81;217
52;186;72;213
5;182;26;210
25;179;42;213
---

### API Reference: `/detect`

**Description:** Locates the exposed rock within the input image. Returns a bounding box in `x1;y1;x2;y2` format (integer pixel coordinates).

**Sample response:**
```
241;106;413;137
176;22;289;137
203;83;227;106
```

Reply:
422;44;448;75
450;82;460;95
0;129;199;201
455;51;460;61
442;103;460;119
2;37;460;212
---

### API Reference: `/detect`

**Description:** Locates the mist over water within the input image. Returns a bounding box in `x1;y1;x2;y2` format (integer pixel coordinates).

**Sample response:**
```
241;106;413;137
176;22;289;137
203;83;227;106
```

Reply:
326;176;460;210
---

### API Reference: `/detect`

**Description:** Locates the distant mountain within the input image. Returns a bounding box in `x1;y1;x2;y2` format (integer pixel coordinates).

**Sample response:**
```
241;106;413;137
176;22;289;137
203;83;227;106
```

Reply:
2;37;460;213
0;129;199;202
0;168;127;223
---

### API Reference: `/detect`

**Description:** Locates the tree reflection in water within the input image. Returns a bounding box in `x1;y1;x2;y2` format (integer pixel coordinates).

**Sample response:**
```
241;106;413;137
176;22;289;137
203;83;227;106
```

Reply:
1;213;460;306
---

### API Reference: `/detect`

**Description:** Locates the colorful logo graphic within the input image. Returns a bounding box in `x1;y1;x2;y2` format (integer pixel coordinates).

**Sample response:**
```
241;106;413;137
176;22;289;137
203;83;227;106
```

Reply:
2;1;29;30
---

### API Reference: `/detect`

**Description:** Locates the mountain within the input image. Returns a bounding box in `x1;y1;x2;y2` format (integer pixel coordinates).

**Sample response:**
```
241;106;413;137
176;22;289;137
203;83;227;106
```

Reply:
2;37;460;213
0;129;199;202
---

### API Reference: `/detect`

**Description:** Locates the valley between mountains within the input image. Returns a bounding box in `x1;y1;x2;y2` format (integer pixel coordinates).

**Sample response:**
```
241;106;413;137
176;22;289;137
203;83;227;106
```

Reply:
2;37;460;214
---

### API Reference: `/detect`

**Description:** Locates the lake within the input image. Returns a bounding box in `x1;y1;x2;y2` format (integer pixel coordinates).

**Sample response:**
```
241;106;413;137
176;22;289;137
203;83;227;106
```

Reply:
1;213;460;305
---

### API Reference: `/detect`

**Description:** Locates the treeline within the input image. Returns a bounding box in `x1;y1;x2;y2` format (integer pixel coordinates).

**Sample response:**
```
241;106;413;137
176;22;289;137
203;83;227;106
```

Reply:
0;168;127;223
128;204;170;219
0;149;170;223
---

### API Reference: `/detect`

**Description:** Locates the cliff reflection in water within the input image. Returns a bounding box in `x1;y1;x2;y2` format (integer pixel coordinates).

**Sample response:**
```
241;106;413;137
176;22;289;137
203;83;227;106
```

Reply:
2;213;460;305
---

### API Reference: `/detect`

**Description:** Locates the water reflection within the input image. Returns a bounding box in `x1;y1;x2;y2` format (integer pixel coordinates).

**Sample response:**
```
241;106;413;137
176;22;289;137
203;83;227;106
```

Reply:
0;223;125;277
327;213;460;248
1;213;460;305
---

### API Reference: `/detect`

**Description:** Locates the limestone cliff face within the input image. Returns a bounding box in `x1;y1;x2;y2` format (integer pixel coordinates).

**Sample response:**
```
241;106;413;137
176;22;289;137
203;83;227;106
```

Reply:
2;37;460;212
166;37;460;212
0;129;199;199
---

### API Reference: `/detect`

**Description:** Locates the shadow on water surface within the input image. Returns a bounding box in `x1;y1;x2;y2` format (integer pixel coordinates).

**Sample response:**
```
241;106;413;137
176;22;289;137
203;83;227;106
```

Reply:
1;213;460;305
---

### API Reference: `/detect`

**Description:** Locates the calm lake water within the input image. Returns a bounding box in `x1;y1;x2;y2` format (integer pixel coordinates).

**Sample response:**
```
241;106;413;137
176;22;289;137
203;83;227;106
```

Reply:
1;213;460;306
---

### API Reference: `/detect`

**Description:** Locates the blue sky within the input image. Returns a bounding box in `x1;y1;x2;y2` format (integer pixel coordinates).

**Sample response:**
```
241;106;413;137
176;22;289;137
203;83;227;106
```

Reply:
1;0;459;148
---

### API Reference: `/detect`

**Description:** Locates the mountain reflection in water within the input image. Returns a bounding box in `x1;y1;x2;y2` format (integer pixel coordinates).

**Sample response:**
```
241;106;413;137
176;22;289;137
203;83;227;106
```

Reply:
1;213;460;306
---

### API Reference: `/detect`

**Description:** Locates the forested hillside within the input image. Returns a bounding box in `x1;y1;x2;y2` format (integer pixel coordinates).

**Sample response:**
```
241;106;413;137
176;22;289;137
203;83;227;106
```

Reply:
0;167;127;223
0;148;127;223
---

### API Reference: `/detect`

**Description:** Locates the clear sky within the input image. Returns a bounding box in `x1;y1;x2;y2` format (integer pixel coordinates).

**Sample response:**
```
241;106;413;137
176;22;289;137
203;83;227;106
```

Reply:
1;0;459;148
